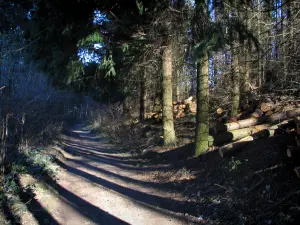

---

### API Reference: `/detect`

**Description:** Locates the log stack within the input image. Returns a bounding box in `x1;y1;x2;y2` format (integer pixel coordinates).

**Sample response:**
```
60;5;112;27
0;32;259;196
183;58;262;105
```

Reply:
149;96;197;120
172;96;196;118
210;98;300;179
210;98;300;158
289;117;300;179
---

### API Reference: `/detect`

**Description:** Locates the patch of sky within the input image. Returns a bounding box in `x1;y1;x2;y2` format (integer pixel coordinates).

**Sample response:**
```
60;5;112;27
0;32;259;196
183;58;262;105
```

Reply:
26;4;38;20
186;0;195;8
78;48;101;65
78;9;107;65
208;0;215;21
94;43;104;49
93;10;110;25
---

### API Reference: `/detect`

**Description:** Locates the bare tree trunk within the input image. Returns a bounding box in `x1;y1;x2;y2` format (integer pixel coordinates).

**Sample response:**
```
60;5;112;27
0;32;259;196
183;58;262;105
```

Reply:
162;44;176;145
139;65;146;123
139;80;146;123
195;52;209;156
231;49;240;116
176;69;180;102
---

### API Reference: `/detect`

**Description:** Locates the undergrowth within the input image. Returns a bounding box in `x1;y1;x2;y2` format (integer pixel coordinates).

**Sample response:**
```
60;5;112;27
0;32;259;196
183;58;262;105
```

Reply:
0;147;58;224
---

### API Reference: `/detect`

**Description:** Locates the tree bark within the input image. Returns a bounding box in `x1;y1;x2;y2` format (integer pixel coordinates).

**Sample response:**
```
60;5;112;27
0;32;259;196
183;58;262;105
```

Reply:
231;47;240;116
195;52;209;156
162;44;176;145
139;78;146;123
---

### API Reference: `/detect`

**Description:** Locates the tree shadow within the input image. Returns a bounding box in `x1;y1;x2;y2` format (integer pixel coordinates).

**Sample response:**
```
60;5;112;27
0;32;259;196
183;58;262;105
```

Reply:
58;141;140;163
56;160;201;217
65;157;184;192
14;152;130;225
42;177;129;225
59;142;172;172
15;176;60;225
2;196;22;225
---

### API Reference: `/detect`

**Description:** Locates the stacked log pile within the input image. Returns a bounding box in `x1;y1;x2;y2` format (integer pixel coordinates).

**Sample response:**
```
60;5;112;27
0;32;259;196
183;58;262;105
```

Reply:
150;96;197;120
212;98;300;153
211;97;300;178
288;117;300;178
173;96;197;118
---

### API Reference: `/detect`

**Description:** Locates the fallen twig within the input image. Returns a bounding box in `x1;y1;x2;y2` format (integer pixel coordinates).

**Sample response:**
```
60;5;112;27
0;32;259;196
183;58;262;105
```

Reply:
245;177;264;194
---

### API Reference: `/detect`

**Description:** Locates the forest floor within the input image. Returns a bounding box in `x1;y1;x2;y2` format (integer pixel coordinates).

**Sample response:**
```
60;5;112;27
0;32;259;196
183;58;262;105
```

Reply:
10;122;300;225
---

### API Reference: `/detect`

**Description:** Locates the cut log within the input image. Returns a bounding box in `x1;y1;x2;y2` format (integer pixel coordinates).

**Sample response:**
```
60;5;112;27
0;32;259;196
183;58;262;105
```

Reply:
218;120;292;157
294;116;300;125
265;110;274;116
251;108;263;118
214;124;271;146
286;108;300;118
217;107;223;115
231;117;238;122
153;114;159;119
261;102;275;112
294;117;300;135
273;105;284;113
173;105;178;112
219;136;254;157
294;167;300;179
269;108;300;123
184;96;193;105
287;146;300;158
215;116;268;133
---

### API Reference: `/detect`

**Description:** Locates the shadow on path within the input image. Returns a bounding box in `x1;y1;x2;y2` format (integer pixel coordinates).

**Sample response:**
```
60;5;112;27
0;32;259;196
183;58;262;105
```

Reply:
57;160;200;216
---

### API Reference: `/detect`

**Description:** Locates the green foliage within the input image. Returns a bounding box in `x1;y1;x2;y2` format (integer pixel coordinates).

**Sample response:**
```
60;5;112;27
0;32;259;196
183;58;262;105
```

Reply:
4;174;21;194
229;157;242;171
136;0;144;15
99;55;116;77
67;60;85;84
77;32;103;48
122;43;129;52
25;148;59;177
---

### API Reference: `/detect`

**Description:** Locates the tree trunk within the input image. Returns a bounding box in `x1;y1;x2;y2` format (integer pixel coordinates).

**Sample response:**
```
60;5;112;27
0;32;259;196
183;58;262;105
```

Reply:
139;79;146;123
175;69;180;102
162;44;176;145
195;52;209;156
231;47;240;116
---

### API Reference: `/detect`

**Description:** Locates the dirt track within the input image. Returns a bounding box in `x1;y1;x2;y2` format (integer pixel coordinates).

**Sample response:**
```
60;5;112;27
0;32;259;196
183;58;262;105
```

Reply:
23;123;201;225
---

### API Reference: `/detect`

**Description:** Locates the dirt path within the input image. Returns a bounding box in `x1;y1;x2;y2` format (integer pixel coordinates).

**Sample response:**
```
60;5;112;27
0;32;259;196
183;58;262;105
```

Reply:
20;123;201;225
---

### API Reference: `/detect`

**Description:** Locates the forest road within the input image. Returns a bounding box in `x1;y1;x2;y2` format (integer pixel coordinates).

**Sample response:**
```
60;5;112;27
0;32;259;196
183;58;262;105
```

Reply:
35;123;201;225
